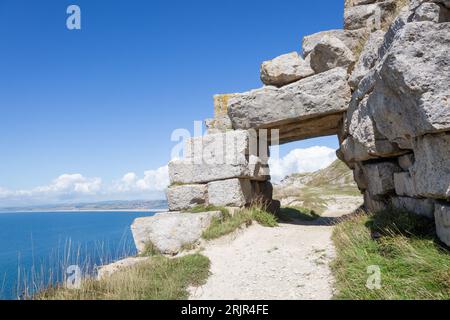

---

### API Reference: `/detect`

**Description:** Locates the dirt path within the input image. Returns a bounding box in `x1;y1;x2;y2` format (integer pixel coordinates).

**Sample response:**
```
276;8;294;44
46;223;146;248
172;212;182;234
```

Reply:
189;206;359;300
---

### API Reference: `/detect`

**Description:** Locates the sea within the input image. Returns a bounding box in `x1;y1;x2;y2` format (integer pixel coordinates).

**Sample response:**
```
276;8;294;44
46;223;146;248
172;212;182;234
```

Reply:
0;211;156;300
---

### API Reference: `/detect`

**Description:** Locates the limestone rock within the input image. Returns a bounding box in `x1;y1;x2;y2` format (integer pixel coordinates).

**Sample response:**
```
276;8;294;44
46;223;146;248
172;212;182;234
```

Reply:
168;158;267;185
363;162;402;197
309;35;356;73
435;202;450;246
184;130;256;164
344;1;400;31
410;133;450;200
391;197;435;219
397;153;415;171
166;184;207;211
349;30;385;89
370;22;450;148
346;95;406;161
260;52;314;87
302;29;368;57
227;68;351;144
131;211;222;255
413;2;441;21
394;172;418;197
208;179;253;207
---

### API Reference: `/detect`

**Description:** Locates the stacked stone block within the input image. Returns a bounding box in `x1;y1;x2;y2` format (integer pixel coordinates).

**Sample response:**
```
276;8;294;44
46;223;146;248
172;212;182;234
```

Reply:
166;129;277;212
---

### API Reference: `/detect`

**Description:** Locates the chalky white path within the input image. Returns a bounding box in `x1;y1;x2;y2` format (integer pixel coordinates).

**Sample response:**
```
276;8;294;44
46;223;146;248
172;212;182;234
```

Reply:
189;206;358;300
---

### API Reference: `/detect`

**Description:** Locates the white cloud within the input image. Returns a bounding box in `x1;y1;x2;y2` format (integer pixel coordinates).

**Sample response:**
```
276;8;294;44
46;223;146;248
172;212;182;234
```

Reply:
113;165;169;193
269;146;337;183
0;147;336;206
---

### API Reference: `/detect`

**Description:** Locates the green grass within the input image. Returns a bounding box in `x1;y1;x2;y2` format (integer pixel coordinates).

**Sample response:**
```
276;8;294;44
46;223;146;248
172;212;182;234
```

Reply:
202;206;278;240
188;204;230;217
36;254;210;300
279;206;321;222
332;208;450;300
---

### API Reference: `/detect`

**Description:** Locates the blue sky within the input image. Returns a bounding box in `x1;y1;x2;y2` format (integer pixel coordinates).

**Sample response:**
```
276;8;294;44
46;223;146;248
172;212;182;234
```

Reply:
0;0;343;206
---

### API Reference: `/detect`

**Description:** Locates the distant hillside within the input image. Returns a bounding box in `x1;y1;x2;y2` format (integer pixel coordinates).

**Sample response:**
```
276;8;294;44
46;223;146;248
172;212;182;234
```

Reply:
0;200;168;213
274;160;362;213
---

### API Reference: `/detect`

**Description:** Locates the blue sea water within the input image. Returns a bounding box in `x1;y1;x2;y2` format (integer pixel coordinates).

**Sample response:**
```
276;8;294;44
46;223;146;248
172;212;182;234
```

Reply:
0;211;155;300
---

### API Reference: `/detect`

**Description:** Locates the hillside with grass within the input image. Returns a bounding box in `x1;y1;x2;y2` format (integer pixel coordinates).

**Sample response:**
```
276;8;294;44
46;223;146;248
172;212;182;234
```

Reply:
273;159;363;214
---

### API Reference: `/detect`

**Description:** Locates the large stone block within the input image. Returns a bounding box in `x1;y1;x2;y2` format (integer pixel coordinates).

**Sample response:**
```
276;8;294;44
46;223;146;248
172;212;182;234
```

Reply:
184;130;257;165
410;133;450;200
391;196;435;219
309;35;356;74
207;179;253;207
227;68;351;144
166;184;207;211
131;211;222;255
370;22;450;149
435;202;450;246
364;191;388;212
302;29;369;57
168;157;268;184
363;161;402;197
260;52;314;87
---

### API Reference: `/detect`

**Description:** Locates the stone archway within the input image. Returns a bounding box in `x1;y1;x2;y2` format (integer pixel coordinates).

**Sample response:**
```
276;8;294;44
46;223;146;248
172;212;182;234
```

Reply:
165;0;450;247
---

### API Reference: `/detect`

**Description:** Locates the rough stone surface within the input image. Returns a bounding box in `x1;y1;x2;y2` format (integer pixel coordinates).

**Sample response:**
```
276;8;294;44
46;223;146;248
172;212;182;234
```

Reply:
413;2;441;21
398;153;415;171
309;35;356;73
363;162;402;197
370;22;450;149
131;211;222;255
364;190;388;212
166;184;207;211
227;68;351;144
208;179;253;207
410;133;450;200
349;30;385;89
302;29;369;57
435;202;450;246
344;1;400;31
168;157;267;185
394;172;418;197
260;52;314;87
391;196;436;219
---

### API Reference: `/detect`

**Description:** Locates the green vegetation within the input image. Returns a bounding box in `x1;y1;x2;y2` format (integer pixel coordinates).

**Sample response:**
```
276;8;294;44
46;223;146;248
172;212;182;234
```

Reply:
36;254;210;300
139;241;161;257
188;204;230;217
279;206;321;222
202;206;278;240
332;208;450;300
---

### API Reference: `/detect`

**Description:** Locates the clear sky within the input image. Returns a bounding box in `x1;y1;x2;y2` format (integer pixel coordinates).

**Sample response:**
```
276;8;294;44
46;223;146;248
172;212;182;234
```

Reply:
0;0;344;206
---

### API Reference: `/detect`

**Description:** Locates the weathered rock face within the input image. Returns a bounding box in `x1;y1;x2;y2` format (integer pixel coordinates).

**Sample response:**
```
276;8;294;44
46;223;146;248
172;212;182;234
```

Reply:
260;52;314;87
370;22;450;149
166;184;207;211
342;1;450;246
309;36;356;73
344;0;400;31
131;211;222;255
208;179;253;207
227;67;351;144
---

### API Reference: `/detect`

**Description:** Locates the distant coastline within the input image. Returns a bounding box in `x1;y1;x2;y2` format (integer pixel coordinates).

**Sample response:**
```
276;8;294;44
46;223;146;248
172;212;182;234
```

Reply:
0;200;168;214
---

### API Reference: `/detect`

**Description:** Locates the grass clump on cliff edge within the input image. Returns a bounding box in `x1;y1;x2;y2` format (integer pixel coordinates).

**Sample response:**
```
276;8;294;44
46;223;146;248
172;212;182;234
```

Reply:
201;206;278;241
36;254;210;300
332;208;450;300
